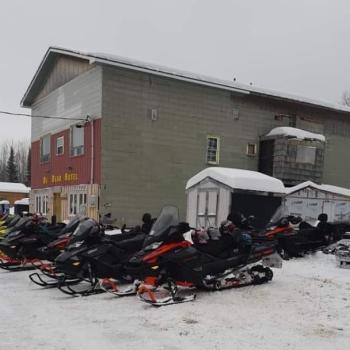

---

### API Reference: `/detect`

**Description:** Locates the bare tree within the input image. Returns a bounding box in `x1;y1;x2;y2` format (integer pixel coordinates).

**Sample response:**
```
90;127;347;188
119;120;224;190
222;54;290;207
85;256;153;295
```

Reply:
342;91;350;106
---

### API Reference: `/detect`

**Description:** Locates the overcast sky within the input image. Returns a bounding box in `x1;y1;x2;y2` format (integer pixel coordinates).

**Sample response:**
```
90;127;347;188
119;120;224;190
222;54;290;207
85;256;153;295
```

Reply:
0;0;349;141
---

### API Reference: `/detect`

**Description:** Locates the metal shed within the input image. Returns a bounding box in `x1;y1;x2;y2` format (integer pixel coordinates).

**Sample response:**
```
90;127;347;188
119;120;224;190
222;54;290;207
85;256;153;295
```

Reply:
186;167;286;229
284;181;350;222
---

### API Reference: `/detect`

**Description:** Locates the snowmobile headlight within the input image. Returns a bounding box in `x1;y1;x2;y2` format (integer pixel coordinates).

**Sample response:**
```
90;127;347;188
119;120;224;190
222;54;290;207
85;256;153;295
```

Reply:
10;245;17;249
144;242;162;251
72;261;81;266
151;265;159;270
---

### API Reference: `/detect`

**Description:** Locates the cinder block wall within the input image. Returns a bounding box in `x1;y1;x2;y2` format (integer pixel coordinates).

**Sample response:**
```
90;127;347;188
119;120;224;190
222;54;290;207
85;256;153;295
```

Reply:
100;65;350;224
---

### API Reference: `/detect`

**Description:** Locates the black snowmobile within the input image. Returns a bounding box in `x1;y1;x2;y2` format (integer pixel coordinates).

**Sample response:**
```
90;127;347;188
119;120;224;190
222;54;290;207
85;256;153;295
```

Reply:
277;213;337;258
0;216;72;271
54;215;154;296
28;215;89;287
123;206;281;306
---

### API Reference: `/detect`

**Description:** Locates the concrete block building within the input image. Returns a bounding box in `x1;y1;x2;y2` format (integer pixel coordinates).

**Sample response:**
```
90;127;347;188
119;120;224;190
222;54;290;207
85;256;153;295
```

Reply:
21;47;350;224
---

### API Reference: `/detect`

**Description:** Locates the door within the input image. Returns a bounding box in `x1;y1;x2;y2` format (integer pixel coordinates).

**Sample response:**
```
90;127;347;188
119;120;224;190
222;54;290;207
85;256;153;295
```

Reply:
196;189;219;228
53;193;62;222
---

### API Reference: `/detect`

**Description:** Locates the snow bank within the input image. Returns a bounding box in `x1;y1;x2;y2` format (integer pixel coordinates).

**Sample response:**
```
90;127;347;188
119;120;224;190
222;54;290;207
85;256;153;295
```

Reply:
265;127;326;142
0;182;30;193
186;167;286;194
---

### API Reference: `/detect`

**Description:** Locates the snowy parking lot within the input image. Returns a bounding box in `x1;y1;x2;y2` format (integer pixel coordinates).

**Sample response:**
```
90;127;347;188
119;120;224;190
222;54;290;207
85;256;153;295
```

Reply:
0;252;349;350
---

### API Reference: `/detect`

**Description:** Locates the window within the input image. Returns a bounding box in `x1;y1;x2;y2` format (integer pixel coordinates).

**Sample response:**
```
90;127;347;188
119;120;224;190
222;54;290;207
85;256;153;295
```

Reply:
296;145;316;164
70;125;84;156
246;143;257;156
56;136;64;155
35;194;48;215
207;136;220;164
69;193;87;215
40;135;51;162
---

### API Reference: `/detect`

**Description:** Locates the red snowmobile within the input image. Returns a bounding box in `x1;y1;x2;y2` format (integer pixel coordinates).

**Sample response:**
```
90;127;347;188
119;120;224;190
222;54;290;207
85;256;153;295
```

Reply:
118;206;282;306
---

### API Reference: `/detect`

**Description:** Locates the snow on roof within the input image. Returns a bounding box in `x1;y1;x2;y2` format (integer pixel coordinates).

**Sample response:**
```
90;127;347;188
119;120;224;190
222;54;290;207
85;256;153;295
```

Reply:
0;200;10;205
0;182;30;194
186;167;286;194
21;47;350;116
286;181;350;198
265;127;326;142
14;198;30;205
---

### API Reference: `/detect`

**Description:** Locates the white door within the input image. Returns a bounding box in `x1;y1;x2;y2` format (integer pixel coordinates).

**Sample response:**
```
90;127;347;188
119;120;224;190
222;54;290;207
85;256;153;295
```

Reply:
196;189;219;228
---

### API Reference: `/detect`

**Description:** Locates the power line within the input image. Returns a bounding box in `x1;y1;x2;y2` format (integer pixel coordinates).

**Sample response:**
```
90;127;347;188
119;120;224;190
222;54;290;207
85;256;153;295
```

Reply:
0;110;87;121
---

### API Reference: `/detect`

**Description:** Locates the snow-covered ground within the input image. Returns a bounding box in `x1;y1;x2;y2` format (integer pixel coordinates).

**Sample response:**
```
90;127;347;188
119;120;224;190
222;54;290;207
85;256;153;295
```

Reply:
0;253;349;350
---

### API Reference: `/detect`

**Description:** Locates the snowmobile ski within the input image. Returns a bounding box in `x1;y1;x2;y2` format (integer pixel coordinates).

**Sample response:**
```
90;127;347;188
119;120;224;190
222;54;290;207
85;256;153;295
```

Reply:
99;278;139;296
57;277;105;297
138;280;196;307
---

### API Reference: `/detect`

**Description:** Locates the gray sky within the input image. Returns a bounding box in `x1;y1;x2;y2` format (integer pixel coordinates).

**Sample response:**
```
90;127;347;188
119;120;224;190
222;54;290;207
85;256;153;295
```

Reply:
1;0;349;141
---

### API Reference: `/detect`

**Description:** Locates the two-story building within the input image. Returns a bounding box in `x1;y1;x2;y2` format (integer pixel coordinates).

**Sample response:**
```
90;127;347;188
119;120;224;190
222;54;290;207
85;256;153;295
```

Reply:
21;47;350;224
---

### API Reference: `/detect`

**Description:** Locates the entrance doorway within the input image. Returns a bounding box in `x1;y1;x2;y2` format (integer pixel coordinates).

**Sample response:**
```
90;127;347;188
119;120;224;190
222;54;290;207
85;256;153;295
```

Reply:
53;193;62;222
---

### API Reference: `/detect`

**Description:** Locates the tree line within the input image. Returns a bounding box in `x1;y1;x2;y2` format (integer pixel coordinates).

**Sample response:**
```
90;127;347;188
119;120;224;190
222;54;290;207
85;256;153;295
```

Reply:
0;140;31;187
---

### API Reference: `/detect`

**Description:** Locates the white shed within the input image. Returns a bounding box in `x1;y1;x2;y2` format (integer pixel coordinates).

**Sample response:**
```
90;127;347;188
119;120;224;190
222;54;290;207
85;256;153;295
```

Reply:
285;181;350;222
186;167;286;229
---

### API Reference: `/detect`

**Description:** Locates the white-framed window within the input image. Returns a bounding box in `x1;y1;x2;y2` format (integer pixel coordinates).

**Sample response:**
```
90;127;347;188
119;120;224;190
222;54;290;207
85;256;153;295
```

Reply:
35;194;48;215
69;193;87;215
40;134;51;162
70;125;84;156
246;143;257;156
56;136;64;156
207;136;220;164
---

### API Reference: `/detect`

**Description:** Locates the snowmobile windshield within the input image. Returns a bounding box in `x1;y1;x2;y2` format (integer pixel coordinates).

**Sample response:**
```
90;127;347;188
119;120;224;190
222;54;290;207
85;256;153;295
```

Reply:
5;217;31;234
143;206;179;246
69;219;99;245
7;215;21;228
64;215;87;233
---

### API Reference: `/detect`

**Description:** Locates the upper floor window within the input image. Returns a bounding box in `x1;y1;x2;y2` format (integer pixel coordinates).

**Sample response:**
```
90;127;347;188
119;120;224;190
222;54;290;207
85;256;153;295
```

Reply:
70;125;84;156
207;136;220;164
40;134;51;163
56;136;64;156
296;145;316;164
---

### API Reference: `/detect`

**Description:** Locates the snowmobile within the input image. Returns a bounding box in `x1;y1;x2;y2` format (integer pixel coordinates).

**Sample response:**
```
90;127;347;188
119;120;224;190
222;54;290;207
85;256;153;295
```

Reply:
54;215;154;296
28;215;89;287
0;215;72;271
0;215;21;238
323;232;350;268
276;213;337;258
121;206;281;306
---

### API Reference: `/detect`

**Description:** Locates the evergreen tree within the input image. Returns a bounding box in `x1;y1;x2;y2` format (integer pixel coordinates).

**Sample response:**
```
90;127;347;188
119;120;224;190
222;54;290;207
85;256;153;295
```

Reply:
6;146;19;183
25;148;31;187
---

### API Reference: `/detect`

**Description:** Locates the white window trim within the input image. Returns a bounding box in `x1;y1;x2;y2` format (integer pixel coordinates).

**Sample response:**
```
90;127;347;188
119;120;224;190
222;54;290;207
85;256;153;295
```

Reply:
56;136;64;156
68;192;88;216
70;125;85;157
35;194;49;215
40;134;51;163
206;136;220;165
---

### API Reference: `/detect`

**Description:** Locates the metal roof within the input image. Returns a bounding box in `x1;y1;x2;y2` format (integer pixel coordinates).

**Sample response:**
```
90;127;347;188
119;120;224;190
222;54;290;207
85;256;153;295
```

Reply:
21;47;350;115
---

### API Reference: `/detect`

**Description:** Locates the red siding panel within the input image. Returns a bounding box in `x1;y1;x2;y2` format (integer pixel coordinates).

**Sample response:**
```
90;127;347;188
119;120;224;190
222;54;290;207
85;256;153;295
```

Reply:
31;119;101;189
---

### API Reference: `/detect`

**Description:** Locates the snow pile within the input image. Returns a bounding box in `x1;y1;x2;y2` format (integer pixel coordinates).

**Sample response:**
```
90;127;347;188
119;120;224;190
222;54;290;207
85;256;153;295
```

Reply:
186;167;286;194
0;253;349;350
265;127;326;142
0;182;30;193
14;198;30;205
